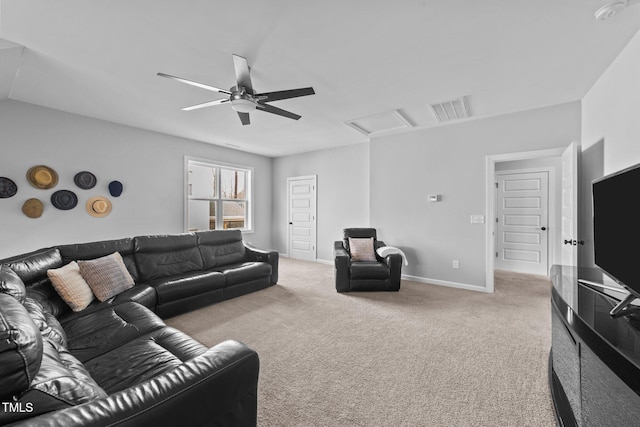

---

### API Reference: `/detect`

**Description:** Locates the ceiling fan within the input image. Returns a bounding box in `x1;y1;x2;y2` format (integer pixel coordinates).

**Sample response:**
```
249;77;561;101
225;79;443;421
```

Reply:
158;54;315;125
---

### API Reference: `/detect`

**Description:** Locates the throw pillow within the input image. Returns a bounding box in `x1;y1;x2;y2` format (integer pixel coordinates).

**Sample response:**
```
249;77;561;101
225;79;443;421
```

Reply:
348;237;377;262
47;262;95;312
77;252;135;302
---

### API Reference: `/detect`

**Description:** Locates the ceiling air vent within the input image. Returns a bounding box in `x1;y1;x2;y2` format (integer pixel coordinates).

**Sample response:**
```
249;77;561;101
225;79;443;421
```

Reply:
429;97;469;123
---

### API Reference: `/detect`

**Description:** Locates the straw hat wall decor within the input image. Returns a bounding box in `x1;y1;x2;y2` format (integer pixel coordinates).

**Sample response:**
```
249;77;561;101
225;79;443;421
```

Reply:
26;165;58;189
86;196;112;217
22;198;44;218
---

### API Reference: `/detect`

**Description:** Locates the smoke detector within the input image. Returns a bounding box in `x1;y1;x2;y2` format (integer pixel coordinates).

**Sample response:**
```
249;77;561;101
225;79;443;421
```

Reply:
594;1;628;21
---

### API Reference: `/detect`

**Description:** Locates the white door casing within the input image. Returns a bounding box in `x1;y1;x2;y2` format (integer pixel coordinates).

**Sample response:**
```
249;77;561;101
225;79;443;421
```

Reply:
561;142;579;267
287;175;317;261
496;171;549;275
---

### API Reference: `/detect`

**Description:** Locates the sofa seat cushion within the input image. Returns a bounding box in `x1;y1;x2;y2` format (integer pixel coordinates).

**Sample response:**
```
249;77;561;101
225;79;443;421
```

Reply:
62;302;165;363
148;271;226;305
23;297;67;348
84;326;207;394
350;262;390;280
213;262;272;286
3;338;107;425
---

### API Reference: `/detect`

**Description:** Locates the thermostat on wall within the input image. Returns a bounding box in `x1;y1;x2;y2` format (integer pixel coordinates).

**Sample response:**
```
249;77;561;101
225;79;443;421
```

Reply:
428;194;441;202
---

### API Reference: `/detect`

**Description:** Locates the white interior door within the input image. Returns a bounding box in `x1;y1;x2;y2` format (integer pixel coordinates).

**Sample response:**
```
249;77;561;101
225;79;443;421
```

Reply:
496;171;549;275
287;176;317;261
561;142;579;266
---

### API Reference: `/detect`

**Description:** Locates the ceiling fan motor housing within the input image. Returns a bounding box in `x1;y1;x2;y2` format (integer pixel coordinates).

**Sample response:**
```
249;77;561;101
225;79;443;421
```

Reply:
230;89;257;112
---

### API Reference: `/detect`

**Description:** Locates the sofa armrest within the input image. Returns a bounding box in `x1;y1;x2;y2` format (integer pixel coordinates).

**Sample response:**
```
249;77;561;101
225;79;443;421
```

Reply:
244;243;279;285
385;253;403;290
12;340;259;427
334;241;350;292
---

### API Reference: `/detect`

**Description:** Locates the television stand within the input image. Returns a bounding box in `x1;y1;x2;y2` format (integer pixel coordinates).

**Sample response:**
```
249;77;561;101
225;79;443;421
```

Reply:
550;265;640;426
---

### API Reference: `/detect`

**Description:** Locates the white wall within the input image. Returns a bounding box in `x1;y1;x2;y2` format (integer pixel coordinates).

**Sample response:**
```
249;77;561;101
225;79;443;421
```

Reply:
272;143;370;262
580;29;640;268
0;100;273;259
369;102;581;290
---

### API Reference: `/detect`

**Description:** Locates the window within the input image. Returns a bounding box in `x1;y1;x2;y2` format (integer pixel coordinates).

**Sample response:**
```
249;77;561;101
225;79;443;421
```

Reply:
186;159;252;232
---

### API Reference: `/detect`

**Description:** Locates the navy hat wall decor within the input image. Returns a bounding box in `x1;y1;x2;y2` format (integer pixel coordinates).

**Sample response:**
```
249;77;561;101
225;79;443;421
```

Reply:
0;177;18;198
108;180;123;197
74;171;97;190
51;190;78;210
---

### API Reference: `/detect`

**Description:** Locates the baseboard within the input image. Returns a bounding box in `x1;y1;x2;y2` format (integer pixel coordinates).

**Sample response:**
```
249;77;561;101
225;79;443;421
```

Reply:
401;274;488;293
312;258;487;292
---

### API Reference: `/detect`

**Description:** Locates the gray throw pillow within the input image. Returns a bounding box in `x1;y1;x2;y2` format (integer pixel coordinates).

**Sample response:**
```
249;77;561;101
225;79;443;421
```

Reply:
78;252;134;302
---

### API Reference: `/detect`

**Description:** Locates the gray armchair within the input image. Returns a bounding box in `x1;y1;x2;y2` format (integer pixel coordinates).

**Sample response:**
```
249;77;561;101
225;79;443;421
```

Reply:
333;228;402;292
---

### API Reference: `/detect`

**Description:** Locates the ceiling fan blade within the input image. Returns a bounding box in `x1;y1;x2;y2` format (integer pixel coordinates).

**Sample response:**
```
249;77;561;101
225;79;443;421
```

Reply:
256;87;315;102
182;98;229;111
237;112;250;126
157;72;231;95
232;54;254;94
256;103;301;120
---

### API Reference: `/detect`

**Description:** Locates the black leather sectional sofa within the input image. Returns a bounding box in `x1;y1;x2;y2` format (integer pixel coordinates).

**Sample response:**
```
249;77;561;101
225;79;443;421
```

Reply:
0;230;278;426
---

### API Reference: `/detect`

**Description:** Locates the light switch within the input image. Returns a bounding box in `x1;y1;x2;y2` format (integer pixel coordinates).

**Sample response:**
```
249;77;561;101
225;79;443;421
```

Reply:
470;215;485;224
428;194;441;202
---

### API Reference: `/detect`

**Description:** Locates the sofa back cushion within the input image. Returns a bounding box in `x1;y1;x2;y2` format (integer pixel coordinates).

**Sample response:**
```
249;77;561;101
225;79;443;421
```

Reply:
134;234;204;282
58;238;139;282
0;264;26;303
0;293;43;401
1;248;70;318
196;230;246;269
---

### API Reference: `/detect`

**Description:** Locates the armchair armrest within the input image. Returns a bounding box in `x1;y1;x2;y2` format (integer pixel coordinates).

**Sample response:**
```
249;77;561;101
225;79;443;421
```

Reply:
244;243;279;285
334;241;350;292
15;340;259;427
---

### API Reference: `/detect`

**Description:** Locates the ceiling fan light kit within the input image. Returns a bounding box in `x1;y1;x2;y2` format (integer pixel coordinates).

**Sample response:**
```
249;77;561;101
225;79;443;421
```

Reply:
158;54;315;125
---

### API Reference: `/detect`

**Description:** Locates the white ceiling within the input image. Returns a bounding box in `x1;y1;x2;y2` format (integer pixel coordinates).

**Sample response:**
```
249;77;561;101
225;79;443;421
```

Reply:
1;0;639;157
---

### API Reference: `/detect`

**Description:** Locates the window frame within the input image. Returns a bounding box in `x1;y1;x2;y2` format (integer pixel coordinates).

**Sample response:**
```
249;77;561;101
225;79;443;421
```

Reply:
184;156;253;233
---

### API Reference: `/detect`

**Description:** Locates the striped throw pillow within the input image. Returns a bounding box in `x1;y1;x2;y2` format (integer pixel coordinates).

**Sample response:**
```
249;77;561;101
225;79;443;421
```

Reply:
78;252;134;302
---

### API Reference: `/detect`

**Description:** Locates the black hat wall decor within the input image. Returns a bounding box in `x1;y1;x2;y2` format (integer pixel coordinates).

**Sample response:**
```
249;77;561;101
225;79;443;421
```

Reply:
74;171;97;190
0;177;18;198
51;190;78;210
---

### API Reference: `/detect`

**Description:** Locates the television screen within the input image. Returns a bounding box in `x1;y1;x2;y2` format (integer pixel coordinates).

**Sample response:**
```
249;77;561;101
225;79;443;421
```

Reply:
593;162;640;314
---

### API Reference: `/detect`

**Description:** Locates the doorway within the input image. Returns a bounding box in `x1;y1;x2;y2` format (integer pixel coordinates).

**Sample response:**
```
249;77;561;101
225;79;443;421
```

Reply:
287;175;317;261
485;143;579;292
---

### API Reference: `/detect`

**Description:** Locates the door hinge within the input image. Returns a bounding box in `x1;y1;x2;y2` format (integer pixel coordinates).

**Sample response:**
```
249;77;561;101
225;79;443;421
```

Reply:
496;252;499;258
495;182;498;188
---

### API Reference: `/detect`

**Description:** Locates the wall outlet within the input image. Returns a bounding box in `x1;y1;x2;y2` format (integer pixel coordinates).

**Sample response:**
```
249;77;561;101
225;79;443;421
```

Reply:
452;260;459;269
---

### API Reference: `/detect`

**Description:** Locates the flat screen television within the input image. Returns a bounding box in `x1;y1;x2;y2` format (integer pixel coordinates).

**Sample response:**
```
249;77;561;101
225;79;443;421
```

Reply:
593;162;640;316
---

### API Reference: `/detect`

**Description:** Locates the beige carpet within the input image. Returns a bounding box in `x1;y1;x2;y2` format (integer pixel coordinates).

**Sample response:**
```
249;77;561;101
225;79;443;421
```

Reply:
166;260;556;427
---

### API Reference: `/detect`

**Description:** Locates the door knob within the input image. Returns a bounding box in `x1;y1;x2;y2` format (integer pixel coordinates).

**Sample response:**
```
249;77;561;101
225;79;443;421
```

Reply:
564;239;572;245
541;227;546;231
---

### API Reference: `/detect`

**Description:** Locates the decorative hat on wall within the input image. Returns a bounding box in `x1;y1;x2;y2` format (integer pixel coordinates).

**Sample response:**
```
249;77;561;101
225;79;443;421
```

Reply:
0;177;18;198
74;171;97;190
51;190;78;210
26;165;58;190
22;198;44;218
86;196;112;218
108;180;123;197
